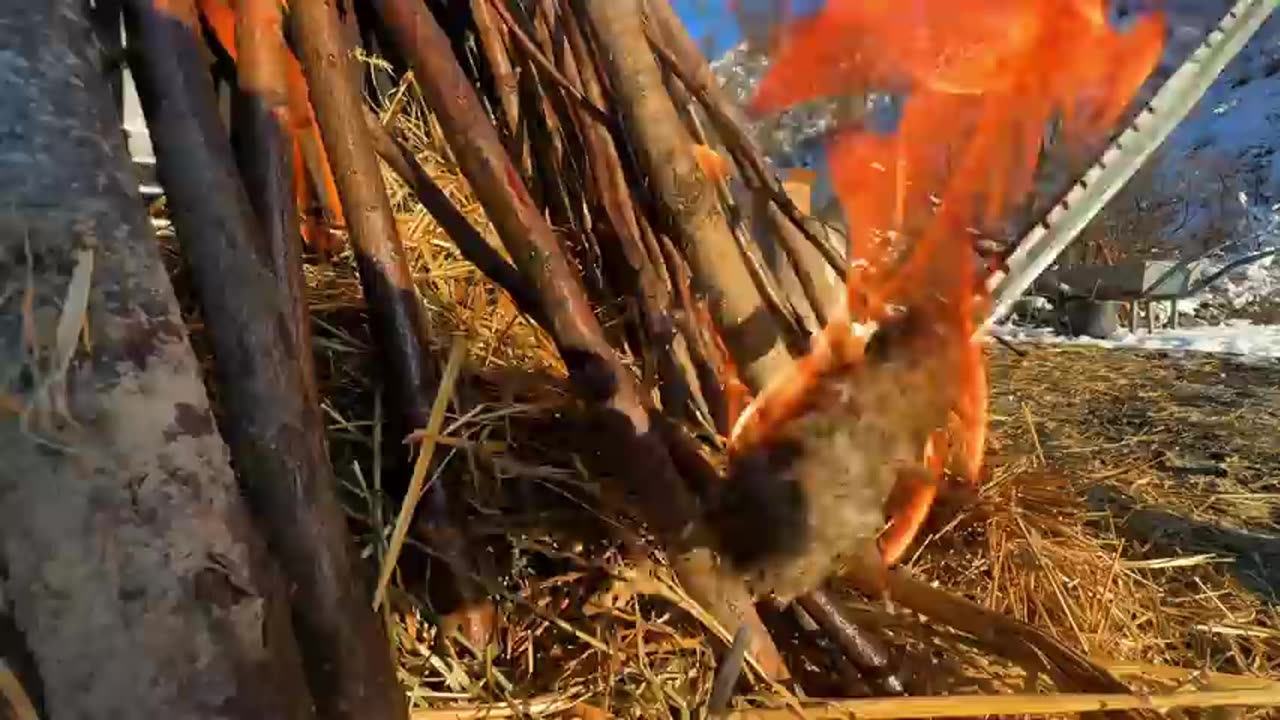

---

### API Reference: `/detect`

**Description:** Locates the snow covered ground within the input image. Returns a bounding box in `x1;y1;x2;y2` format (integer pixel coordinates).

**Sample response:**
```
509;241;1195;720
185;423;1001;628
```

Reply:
993;247;1280;361
1192;247;1280;316
992;321;1280;360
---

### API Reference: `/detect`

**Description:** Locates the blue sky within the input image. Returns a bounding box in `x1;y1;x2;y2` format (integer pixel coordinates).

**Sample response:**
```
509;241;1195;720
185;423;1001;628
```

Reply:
673;0;827;59
672;0;741;59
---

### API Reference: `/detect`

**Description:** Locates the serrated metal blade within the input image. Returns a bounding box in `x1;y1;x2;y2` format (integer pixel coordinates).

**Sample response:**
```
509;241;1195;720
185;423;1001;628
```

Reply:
982;0;1280;332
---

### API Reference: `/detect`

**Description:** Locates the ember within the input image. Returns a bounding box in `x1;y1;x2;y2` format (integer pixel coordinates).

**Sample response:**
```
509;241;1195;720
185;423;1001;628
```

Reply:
715;0;1165;600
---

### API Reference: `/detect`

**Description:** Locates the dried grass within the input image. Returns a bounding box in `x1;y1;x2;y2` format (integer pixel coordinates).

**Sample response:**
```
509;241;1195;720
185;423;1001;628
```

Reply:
287;77;1280;718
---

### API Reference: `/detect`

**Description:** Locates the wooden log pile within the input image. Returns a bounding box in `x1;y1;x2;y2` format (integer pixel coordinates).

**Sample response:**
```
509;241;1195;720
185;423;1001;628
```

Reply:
0;0;1193;718
0;0;846;713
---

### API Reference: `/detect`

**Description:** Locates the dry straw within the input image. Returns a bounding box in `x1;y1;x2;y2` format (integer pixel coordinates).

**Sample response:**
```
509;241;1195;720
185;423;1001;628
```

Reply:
294;64;1280;717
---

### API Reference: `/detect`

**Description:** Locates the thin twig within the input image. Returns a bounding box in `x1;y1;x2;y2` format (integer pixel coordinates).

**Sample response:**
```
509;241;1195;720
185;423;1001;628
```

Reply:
481;0;613;127
641;9;846;275
373;334;468;611
707;625;752;717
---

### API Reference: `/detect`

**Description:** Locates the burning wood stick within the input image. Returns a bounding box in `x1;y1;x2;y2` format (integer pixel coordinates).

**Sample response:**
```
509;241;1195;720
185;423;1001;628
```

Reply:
367;0;791;679
122;1;407;717
756;180;838;327
288;0;495;654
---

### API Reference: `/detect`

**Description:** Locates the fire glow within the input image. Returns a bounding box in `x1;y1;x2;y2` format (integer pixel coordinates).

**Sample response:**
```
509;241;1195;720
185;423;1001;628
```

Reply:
731;0;1165;565
196;0;347;252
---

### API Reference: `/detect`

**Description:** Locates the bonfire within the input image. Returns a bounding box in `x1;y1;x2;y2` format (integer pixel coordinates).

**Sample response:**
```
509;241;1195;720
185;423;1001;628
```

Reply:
717;0;1163;599
2;0;1279;719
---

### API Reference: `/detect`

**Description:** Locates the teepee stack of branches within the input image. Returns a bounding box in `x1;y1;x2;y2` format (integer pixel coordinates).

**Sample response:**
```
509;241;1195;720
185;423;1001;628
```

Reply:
0;0;861;716
11;1;1272;718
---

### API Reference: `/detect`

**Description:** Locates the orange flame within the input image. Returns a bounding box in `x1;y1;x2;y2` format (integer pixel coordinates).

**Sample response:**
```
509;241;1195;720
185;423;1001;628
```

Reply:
692;143;735;184
196;0;347;253
734;0;1164;565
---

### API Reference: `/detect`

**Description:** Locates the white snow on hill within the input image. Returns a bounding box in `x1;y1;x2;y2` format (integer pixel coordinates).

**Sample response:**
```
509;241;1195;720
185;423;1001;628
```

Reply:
1156;3;1280;246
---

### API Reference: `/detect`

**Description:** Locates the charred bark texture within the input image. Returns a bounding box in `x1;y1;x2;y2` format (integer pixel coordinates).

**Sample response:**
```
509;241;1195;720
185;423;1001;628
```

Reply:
289;0;432;454
289;0;493;649
361;109;546;328
90;0;126;115
232;0;318;409
0;2;315;717
369;0;698;537
121;1;406;718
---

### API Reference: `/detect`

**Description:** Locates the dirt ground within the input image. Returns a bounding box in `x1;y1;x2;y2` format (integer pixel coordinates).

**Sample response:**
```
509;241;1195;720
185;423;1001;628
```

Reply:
988;343;1280;608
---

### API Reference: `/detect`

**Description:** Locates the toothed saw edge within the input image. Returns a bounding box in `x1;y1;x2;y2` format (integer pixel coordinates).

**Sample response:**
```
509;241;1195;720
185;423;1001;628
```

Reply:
983;0;1280;332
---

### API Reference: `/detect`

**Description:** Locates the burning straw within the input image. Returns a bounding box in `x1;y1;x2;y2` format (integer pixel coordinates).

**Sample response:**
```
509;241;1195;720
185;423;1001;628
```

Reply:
321;47;1280;720
31;0;1279;717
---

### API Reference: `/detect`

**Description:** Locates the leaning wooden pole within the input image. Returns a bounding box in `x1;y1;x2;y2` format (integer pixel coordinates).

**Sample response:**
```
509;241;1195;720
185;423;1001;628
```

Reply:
581;0;796;394
232;0;318;409
643;0;841;316
361;108;548;327
289;0;496;651
367;0;791;680
367;0;688;490
0;1;315;717
121;1;407;718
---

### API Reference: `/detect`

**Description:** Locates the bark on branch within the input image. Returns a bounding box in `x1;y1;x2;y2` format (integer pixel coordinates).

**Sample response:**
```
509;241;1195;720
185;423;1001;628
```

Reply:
0;2;314;716
122;1;406;717
369;0;659;445
362;107;547;328
233;0;318;408
289;0;494;652
367;0;790;679
642;0;847;279
582;0;797;394
556;5;711;422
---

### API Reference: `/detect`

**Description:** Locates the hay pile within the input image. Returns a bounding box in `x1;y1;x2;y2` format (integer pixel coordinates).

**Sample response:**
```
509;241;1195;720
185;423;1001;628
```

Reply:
11;0;1277;717
282;91;1280;718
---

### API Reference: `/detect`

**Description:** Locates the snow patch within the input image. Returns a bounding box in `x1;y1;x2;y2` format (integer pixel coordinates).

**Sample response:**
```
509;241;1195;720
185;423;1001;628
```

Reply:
994;320;1280;360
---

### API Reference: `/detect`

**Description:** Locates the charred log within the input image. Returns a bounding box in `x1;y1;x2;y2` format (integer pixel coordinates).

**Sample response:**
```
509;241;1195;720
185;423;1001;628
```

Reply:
121;0;406;717
288;0;493;652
